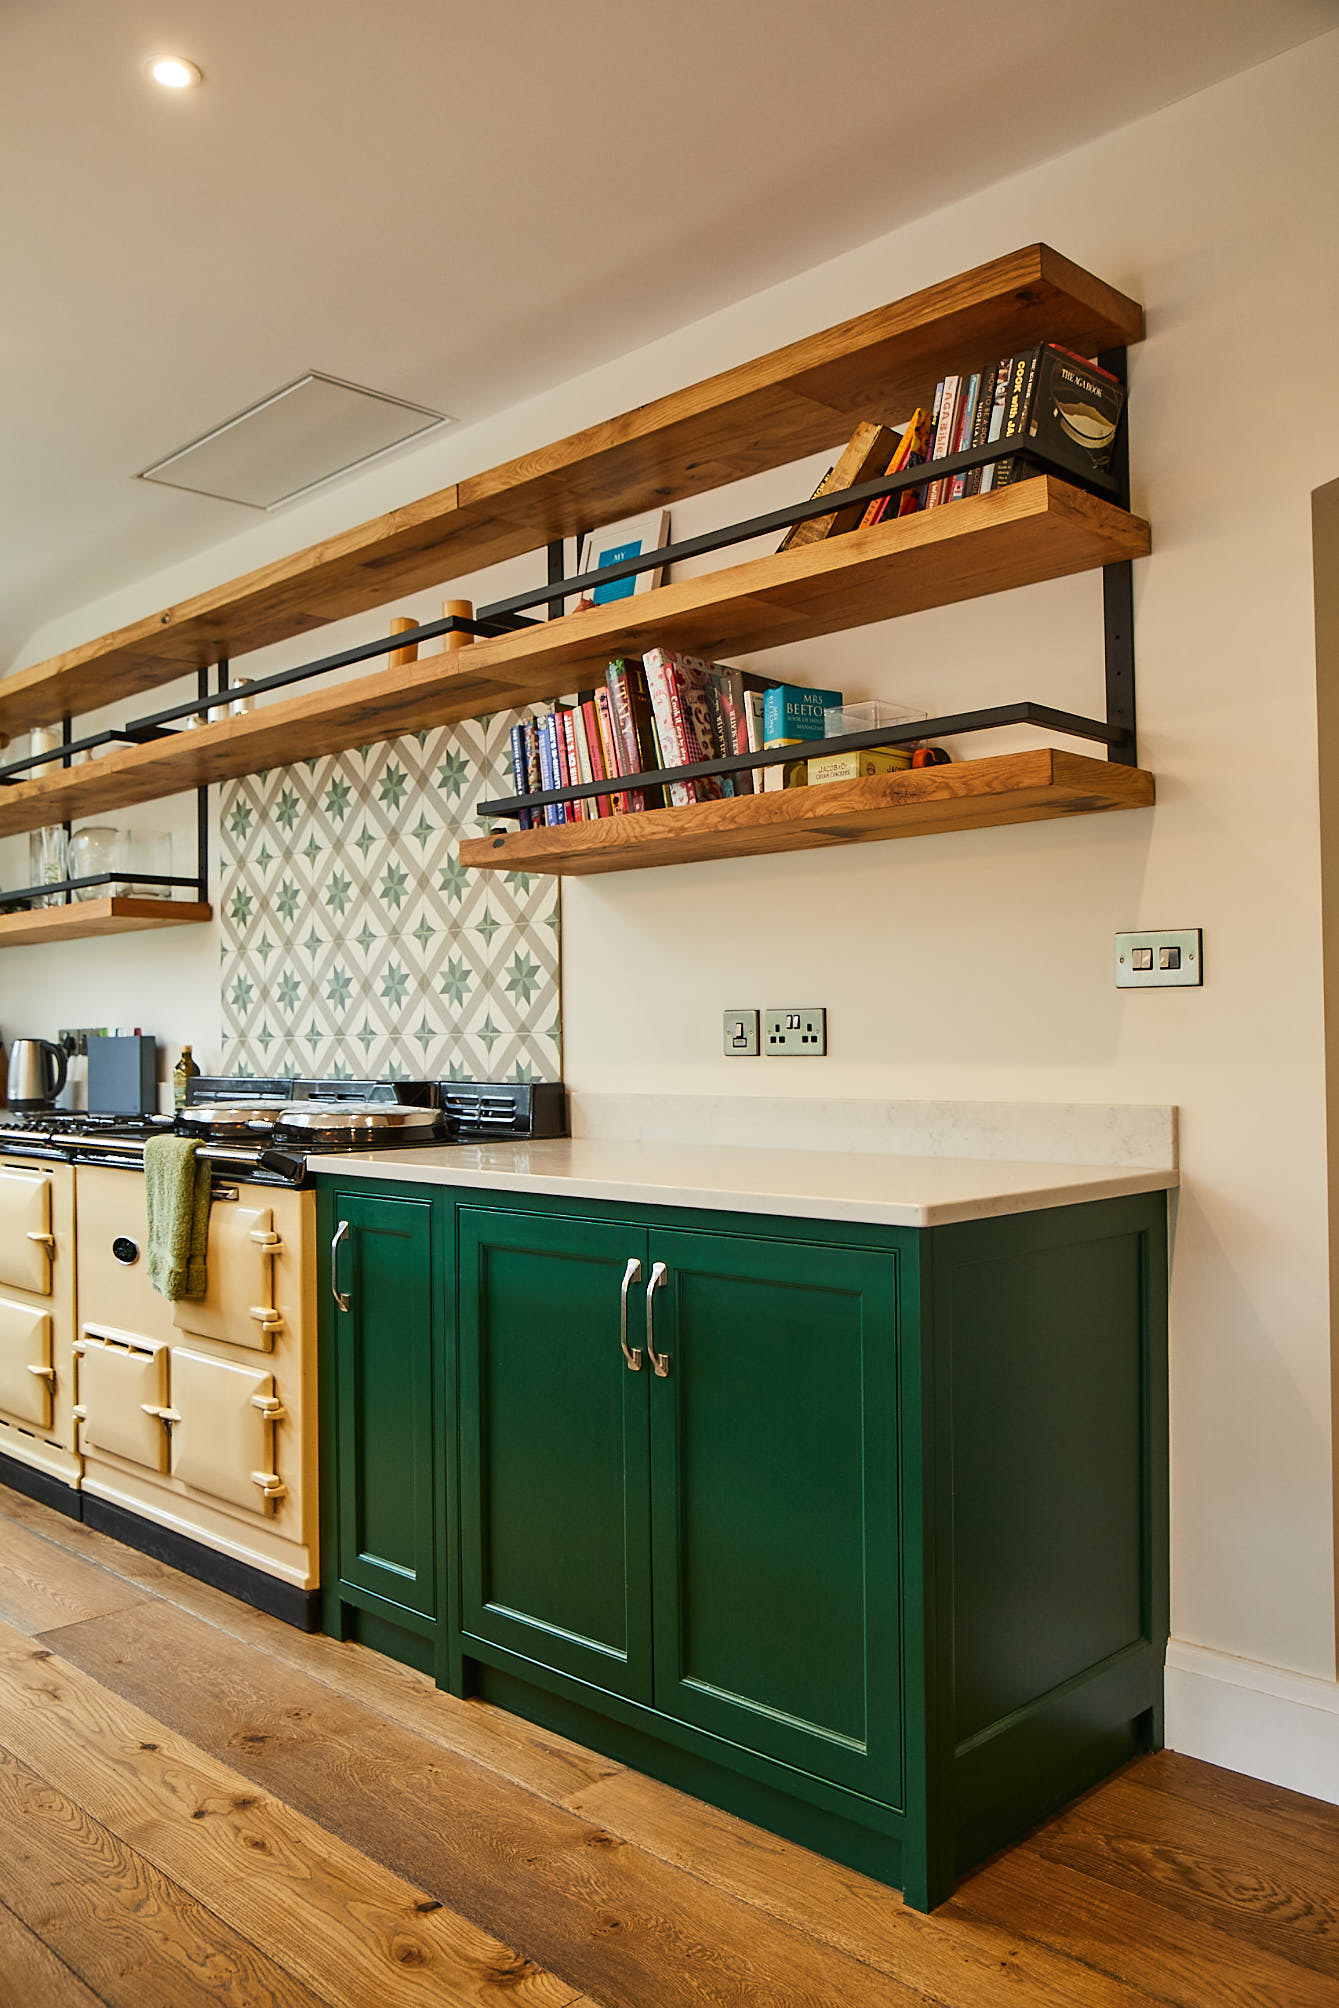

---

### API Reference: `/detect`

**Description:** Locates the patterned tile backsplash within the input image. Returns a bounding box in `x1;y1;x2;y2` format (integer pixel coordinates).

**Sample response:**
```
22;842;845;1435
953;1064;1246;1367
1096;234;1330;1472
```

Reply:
219;715;559;1083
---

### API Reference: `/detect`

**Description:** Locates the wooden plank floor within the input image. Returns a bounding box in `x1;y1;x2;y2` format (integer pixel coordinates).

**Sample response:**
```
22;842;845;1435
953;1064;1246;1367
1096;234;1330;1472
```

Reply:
0;1487;1335;2008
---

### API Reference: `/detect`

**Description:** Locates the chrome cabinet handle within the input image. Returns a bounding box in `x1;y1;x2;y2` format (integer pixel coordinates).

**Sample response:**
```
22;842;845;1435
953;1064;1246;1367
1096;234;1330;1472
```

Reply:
331;1219;351;1312
619;1256;643;1370
645;1262;669;1376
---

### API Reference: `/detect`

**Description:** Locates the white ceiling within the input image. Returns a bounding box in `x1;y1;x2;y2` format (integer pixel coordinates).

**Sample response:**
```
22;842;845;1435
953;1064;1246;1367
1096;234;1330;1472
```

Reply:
2;0;1334;666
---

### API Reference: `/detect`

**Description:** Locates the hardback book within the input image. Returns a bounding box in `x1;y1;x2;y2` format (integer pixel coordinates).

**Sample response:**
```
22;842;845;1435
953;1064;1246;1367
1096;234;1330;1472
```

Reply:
536;716;561;827
979;357;1012;494
926;374;963;509
784;420;898;550
998;344;1128;485
946;372;981;503
994;350;1043;489
578;693;612;817
556;707;581;820
594;686;630;815
777;462;834;554
643;647;730;806
606;659;665;811
964;364;997;497
569;698;596;818
508;723;533;831
763;683;842;745
858;407;934;530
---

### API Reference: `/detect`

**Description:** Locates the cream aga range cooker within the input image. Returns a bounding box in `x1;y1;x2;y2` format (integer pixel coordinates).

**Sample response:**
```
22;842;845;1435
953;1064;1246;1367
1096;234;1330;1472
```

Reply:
0;1076;564;1627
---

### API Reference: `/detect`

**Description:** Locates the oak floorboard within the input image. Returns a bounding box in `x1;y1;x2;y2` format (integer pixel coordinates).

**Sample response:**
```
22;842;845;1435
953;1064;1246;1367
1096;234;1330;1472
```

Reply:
0;1512;146;1634
40;1599;940;2008
0;1740;328;2008
0;1487;619;1802
1029;1774;1339;1984
1126;1747;1339;1859
0;1895;108;2008
565;1766;1136;2008
947;1841;1337;2008
0;1624;584;2008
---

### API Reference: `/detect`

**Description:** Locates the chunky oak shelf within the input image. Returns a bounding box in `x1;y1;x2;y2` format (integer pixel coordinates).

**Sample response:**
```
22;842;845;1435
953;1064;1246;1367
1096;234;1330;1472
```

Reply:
0;245;1143;738
0;898;213;948
0;479;1148;840
458;749;1155;875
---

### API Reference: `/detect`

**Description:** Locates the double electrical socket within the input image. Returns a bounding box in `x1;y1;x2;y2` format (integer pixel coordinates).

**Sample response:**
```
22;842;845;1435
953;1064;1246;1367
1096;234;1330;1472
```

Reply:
723;1007;827;1057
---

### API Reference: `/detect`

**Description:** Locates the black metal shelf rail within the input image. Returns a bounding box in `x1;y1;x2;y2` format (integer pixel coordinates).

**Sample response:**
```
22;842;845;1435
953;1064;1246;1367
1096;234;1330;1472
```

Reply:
0;357;1135;797
476;702;1123;821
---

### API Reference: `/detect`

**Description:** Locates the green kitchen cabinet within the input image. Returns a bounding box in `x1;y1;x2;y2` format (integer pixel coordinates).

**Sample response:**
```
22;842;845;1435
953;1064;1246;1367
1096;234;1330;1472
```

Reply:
319;1172;1168;1911
318;1183;443;1675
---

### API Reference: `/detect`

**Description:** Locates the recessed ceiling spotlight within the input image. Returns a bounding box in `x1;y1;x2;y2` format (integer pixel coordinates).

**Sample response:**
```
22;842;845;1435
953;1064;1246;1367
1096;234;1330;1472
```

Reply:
149;57;203;89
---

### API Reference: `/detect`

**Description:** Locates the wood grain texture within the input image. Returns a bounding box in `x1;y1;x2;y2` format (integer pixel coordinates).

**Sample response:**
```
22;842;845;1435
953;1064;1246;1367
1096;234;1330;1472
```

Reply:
948;1841;1339;2008
3;1484;1334;2008
461;749;1155;876
564;1767;1136;2008
0;1740;328;2008
0;897;212;946
0;481;1150;839
0;1491;618;1801
0;1898;107;2008
38;1599;941;2008
0;1514;148;1635
0;1622;582;2008
0;245;1143;734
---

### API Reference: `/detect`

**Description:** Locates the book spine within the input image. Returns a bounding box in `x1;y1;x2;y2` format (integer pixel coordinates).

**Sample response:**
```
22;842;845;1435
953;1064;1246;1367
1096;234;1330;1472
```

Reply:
594;685;629;815
926;375;960;508
508;722;532;831
947;372;980;503
524;719;542;804
606;663;648;813
979;356;1011;493
705;677;736;797
569;699;594;819
643;648;695;808
717;666;751;793
537;716;560;827
624;661;666;808
964;365;995;496
995;348;1040;489
580;695;611;816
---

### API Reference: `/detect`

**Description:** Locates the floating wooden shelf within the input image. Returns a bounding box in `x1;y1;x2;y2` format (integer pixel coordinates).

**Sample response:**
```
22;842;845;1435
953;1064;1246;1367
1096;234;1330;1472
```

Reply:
0;479;1149;840
0;245;1143;738
0;898;212;949
458;750;1154;876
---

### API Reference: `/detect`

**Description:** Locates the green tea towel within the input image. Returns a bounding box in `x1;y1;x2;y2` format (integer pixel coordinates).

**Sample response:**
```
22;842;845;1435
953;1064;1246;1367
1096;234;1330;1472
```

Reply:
144;1133;212;1300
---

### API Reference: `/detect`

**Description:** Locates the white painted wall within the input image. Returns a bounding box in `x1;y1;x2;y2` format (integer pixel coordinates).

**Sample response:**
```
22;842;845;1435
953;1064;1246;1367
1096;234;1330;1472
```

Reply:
4;34;1337;1790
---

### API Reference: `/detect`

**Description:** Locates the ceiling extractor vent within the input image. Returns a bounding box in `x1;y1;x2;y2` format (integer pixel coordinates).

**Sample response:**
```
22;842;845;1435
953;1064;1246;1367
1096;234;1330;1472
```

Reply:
137;372;450;509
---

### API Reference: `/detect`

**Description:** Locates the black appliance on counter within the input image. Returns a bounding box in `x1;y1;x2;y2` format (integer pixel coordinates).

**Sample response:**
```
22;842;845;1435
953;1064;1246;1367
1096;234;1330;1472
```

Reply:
0;1075;567;1187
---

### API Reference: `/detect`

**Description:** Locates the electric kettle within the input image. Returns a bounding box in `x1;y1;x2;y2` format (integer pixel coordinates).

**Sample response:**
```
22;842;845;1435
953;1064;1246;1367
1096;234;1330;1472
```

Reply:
7;1038;68;1111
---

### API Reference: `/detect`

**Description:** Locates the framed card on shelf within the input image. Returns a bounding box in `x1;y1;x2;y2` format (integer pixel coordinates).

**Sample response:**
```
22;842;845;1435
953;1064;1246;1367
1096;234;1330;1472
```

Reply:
577;508;671;607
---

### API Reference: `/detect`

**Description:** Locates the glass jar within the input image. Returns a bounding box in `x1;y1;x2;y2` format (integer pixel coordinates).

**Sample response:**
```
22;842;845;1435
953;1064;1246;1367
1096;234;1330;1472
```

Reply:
28;826;68;907
131;829;173;898
69;825;129;899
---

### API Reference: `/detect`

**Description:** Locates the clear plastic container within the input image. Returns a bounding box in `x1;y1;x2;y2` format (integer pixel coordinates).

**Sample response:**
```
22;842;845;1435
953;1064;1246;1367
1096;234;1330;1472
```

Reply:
823;700;927;740
70;825;130;899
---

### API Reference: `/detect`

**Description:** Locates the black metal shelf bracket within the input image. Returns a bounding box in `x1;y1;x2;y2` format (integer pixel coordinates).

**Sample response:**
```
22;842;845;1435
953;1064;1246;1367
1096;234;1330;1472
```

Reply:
0;384;1139;795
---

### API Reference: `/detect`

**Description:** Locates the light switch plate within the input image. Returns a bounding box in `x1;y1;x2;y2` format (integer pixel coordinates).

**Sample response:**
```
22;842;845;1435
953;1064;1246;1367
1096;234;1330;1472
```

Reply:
723;1007;760;1057
1115;928;1203;988
764;1006;827;1055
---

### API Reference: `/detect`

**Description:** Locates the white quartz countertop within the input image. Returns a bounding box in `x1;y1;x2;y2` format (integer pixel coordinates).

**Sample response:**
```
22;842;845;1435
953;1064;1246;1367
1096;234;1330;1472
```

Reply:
308;1136;1177;1228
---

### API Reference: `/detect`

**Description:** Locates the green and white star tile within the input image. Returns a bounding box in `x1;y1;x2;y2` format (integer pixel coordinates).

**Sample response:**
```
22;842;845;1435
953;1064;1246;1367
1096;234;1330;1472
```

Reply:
219;713;559;1082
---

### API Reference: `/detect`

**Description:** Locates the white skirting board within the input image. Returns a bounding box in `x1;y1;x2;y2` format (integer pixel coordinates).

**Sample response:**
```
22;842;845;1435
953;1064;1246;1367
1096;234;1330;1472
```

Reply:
1165;1639;1339;1804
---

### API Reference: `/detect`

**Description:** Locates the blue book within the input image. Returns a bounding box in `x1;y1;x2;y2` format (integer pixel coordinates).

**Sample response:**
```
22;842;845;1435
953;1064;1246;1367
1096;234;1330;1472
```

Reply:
537;717;561;827
762;684;843;744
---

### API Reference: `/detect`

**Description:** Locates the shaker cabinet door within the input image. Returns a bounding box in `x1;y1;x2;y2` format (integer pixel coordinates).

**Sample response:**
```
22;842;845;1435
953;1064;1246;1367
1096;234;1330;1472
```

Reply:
0;1169;54;1297
646;1229;904;1805
457;1205;653;1703
329;1191;438;1620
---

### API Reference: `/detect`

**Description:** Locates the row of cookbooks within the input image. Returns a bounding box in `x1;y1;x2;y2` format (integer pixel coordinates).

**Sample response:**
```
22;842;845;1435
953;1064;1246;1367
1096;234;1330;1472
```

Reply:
507;649;790;829
776;343;1128;554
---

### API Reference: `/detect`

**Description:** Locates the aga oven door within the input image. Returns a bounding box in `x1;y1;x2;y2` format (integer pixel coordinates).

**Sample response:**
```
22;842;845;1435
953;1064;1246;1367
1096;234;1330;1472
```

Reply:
166;1346;285;1516
75;1328;169;1472
0;1167;56;1296
0;1299;54;1429
171;1202;284;1351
